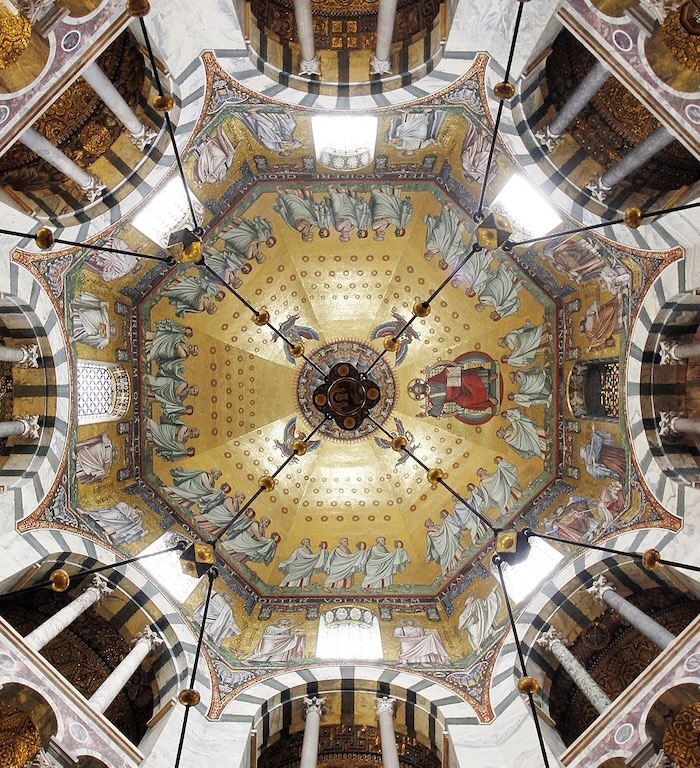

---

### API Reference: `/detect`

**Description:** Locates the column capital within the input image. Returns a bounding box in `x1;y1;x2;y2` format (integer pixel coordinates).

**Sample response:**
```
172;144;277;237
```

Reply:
303;696;326;717
133;626;163;652
15;415;40;439
536;626;568;651
587;575;615;602
659;410;683;437
659;340;683;365
375;696;396;717
369;57;392;75
86;573;113;599
16;344;39;368
298;56;321;77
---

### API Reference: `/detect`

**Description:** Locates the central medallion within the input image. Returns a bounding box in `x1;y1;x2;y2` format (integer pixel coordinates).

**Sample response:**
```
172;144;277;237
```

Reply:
312;362;381;431
297;340;396;441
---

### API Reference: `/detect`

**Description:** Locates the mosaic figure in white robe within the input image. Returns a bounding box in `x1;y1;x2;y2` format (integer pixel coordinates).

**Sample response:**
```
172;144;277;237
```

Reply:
71;293;115;350
238;111;302;155
497;409;546;460
274;190;331;241
386;110;446;154
196;497;250;537
145;418;198;461
145;320;197;367
451;248;494;297
369;188;412;241
361;538;410;590
458;588;502;651
475;263;520;320
497;320;549;368
81;502;144;545
393;620;451;665
83;236;142;282
323;538;367;589
425;512;463;575
224;517;279;565
461;121;491;184
508;366;552;407
193;125;236;185
75;433;116;484
194;592;240;645
146;373;198;421
423;205;467;270
329;189;371;241
476;457;521;515
278;539;328;588
245;619;305;662
164;275;224;317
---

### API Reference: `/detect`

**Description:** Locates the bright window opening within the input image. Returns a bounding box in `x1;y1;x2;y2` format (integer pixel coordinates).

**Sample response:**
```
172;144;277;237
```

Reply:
132;177;204;247
312;115;378;171
492;174;562;239
137;532;202;603
77;361;131;425
497;537;564;604
315;606;383;661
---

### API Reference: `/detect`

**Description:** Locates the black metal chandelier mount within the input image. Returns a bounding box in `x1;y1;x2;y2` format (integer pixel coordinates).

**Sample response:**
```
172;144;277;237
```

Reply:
312;362;382;431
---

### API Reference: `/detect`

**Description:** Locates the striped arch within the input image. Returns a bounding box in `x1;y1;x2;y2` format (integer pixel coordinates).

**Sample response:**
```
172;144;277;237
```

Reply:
626;258;700;516
495;55;700;252
4;529;204;714
489;528;682;719
224;664;480;762
0;261;70;533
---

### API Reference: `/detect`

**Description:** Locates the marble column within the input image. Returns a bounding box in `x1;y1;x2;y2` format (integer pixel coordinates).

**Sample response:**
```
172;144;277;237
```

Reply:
19;128;106;203
81;62;157;150
24;575;113;651
376;696;400;768
370;0;398;75
293;0;320;76
300;696;325;768
89;627;163;713
0;344;39;367
587;126;674;201
536;626;611;714
659;340;700;364
659;411;700;439
0;415;40;438
536;62;609;150
587;576;675;650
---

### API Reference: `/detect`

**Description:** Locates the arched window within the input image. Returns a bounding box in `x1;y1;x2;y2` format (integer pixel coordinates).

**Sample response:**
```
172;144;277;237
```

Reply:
568;360;619;421
77;361;131;425
316;606;383;661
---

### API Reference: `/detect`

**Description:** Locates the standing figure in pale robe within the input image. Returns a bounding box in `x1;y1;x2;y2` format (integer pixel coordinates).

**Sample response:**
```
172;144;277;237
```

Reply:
508;367;552;408
475;263;521;320
224;517;279;565
323;538;367;589
245;618;305;662
361;537;410;590
83;236;142;282
80;502;144;545
423;205;466;269
193;125;236;185
476;458;521;515
458;588;502;651
71;293;116;350
279;539;328;588
497;409;546;460
393;620;451;665
498;320;549;368
75;433;116;484
425;512;463;575
194;592;240;645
